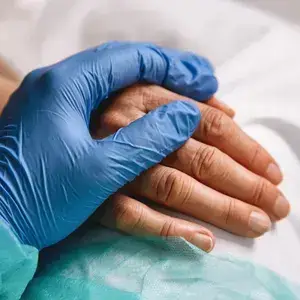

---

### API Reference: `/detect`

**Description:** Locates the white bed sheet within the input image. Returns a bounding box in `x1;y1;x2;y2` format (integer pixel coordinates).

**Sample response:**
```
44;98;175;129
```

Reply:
1;0;299;283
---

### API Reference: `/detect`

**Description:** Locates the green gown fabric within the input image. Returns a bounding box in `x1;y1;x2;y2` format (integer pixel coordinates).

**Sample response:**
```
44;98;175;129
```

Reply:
0;220;38;300
1;221;300;299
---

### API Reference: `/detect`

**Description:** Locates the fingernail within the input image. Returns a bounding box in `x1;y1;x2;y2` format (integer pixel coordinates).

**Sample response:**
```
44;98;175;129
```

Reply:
265;163;283;183
273;195;290;219
191;233;214;252
249;212;271;234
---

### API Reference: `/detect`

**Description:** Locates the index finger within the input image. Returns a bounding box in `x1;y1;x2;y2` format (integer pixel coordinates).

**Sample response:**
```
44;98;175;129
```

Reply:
197;106;282;184
139;85;282;184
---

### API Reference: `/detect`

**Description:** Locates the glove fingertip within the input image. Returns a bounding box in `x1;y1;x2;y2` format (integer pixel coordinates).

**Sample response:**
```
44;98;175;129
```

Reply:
161;48;219;102
195;73;218;101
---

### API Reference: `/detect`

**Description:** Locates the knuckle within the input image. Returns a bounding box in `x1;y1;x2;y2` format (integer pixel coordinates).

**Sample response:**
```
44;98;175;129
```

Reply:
192;146;221;180
252;179;268;207
21;68;50;90
222;198;236;225
112;84;148;111
155;168;193;207
202;108;228;140
249;143;263;166
154;169;177;204
128;84;172;112
38;68;63;89
113;199;145;232
140;84;160;110
22;69;40;85
159;219;176;237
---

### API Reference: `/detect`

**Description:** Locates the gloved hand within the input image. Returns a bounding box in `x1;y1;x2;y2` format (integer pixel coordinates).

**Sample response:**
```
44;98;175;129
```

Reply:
0;42;218;250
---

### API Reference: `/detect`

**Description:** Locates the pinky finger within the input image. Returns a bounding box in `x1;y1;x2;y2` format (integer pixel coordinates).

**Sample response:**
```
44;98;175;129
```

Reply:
95;193;215;252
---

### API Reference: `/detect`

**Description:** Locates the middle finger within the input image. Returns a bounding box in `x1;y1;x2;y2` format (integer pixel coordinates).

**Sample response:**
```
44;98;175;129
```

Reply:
128;164;272;237
163;138;290;220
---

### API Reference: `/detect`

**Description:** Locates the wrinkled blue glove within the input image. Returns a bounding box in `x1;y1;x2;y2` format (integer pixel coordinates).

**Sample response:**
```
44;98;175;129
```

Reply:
0;42;217;250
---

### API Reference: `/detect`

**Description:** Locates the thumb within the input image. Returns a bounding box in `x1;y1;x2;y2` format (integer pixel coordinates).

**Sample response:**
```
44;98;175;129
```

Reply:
93;100;200;200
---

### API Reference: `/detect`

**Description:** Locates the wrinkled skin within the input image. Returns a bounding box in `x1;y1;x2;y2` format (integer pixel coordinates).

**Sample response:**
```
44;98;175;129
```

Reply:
91;84;290;252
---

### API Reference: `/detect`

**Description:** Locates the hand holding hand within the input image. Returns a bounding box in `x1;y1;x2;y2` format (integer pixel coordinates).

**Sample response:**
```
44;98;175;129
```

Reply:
0;42;218;249
91;84;290;252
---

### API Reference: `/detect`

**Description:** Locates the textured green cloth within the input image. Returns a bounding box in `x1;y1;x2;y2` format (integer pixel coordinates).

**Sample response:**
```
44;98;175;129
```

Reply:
0;220;38;300
20;226;300;300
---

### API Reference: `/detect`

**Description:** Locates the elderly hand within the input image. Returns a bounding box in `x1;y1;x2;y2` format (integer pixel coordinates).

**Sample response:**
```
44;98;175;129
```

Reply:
91;84;290;252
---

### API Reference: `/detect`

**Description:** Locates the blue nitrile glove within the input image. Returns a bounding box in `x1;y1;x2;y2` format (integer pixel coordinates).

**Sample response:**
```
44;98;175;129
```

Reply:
0;42;218;250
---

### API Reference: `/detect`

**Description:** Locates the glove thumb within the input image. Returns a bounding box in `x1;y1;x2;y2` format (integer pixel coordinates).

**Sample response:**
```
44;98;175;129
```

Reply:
93;100;201;201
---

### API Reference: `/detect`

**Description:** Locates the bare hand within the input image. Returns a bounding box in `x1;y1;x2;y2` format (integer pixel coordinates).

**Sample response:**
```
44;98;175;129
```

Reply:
90;84;289;252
